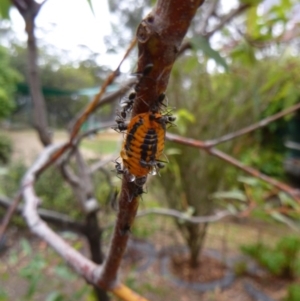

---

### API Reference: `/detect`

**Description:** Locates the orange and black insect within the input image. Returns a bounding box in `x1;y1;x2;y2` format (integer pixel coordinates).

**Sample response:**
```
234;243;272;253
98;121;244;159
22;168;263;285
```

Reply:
120;110;175;178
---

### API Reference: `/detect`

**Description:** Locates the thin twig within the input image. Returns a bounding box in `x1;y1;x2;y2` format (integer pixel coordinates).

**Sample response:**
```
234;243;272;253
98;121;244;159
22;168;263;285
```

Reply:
206;3;251;38
136;208;232;223
77;121;116;142
198;0;219;34
0;191;22;241
0;196;85;233
69;39;137;141
166;133;300;202
68;78;136;135
206;102;300;147
90;155;118;174
60;164;80;187
36;40;137;176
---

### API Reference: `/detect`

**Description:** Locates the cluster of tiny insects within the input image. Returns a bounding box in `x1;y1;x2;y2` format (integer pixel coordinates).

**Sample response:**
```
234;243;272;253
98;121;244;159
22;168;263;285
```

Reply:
112;64;176;199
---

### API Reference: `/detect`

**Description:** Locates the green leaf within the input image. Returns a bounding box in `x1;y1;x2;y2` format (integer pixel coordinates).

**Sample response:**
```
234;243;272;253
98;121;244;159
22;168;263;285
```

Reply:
278;192;299;209
191;36;228;71
226;204;238;214
270;212;300;232
211;190;247;202
46;291;65;301
0;288;8;301
0;167;8;176
240;0;262;4
165;148;182;156
246;5;259;37
54;265;76;280
84;0;94;16
20;239;32;256
237;176;259;186
182;55;199;73
0;0;11;19
176;109;195;123
175;109;196;135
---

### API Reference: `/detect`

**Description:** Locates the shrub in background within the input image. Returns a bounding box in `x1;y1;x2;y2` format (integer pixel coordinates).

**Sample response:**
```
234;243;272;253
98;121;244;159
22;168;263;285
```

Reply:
0;134;13;164
241;235;300;279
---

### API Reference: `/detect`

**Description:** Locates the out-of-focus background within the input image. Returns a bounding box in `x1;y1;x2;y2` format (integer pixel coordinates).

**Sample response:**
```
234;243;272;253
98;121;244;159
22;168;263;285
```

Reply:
1;0;300;300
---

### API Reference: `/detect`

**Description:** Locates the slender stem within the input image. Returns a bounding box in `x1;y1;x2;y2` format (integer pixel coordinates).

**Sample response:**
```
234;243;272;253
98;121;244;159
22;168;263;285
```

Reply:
166;133;300;202
206;102;300;147
0;192;22;241
100;0;206;286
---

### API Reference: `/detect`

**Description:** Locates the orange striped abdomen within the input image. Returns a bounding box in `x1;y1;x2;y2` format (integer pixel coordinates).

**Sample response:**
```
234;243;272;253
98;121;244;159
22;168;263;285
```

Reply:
120;112;166;177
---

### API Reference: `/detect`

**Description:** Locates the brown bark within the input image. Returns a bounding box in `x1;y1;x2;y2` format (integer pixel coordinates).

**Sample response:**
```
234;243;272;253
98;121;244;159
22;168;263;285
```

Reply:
100;0;205;288
61;149;109;300
133;0;205;115
12;0;51;146
17;0;207;298
188;223;207;267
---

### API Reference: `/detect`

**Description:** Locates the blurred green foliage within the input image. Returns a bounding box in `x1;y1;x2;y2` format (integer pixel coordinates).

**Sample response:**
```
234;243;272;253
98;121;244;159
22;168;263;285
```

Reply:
240;147;286;178
285;284;300;301
0;161;26;197
212;176;300;231
0;0;10;19
6;43;112;127
0;46;22;119
153;0;300;266
241;235;300;279
3;237;94;300
157;51;277;265
0;134;12;164
0;160;113;219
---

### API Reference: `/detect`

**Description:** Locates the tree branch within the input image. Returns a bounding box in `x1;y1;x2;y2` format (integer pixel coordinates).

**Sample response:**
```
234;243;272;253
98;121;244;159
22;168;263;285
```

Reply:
166;133;300;202
17;1;207;298
0;196;85;233
136;208;233;223
60;164;80;187
101;0;206;287
33;42;137;176
206;3;251;38
21;144;149;300
198;0;219;34
206;102;300;147
68;78;136;134
12;0;52;146
0;192;22;241
90;155;117;174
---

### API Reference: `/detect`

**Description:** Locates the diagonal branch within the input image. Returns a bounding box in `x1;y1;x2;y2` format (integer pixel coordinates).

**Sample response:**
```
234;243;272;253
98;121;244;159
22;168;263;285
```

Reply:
198;0;219;34
206;102;300;147
0;192;22;241
68;78;136;134
0;195;85;233
69;39;137;142
166;133;300;202
206;3;251;38
21;144;149;301
34;41;137;176
100;0;206;287
136;208;233;223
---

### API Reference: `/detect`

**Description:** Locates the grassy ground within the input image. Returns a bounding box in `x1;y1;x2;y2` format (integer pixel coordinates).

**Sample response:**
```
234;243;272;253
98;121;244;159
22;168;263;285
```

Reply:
4;129;121;165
